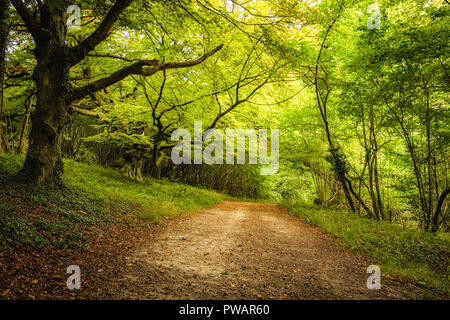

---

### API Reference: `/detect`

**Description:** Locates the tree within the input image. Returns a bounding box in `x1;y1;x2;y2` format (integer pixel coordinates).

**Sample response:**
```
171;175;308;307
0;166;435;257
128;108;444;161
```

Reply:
10;0;223;184
356;2;449;230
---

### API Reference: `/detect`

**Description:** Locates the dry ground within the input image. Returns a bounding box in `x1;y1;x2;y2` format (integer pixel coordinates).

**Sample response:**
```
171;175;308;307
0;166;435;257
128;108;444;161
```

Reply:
87;201;420;299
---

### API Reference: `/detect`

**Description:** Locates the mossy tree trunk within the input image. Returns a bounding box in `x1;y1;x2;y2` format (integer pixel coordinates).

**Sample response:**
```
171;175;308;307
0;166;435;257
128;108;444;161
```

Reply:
20;7;70;184
11;0;134;184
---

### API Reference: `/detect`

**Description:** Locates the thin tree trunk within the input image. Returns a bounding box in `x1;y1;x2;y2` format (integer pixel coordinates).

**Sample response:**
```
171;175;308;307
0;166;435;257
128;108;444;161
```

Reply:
311;4;355;212
371;113;384;219
18;93;33;154
432;187;449;232
346;177;373;218
373;149;384;219
358;104;368;215
0;0;9;154
400;122;427;218
425;90;433;230
368;154;379;219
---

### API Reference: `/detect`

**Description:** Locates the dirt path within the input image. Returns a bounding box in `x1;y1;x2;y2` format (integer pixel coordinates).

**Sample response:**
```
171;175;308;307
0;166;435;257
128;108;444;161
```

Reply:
89;201;420;300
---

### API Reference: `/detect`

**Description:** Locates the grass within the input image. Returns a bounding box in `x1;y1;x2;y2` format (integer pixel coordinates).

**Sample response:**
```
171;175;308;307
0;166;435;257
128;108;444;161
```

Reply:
0;153;224;250
280;201;450;297
63;158;224;222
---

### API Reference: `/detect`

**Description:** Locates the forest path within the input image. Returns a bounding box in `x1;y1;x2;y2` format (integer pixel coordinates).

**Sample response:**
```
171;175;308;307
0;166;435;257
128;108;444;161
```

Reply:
97;202;420;299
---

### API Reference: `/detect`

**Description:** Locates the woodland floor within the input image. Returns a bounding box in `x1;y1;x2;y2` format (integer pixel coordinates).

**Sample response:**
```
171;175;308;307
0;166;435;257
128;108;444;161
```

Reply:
1;201;424;300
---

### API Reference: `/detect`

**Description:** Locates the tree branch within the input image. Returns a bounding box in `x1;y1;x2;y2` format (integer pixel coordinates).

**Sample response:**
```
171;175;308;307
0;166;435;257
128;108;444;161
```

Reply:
10;0;40;40
70;106;111;123
70;0;135;66
68;45;223;104
87;53;134;62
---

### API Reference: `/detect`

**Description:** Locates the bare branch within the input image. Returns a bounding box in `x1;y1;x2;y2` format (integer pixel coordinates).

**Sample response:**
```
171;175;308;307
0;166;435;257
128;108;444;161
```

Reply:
70;106;111;123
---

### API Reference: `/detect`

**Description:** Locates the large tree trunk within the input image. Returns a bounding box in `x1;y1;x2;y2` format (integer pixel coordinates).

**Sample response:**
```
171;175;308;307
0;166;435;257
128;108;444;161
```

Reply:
20;7;70;184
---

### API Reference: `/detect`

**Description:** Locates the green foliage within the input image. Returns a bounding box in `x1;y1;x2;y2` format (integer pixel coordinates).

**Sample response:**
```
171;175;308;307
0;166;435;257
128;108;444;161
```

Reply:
0;153;25;175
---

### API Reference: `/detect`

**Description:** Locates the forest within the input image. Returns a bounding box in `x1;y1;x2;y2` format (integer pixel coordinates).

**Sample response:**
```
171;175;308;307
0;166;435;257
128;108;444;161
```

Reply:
0;0;448;301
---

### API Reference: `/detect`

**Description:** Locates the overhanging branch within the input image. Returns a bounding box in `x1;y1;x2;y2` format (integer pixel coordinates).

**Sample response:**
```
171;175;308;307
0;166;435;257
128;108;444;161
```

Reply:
68;45;223;104
70;0;135;66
